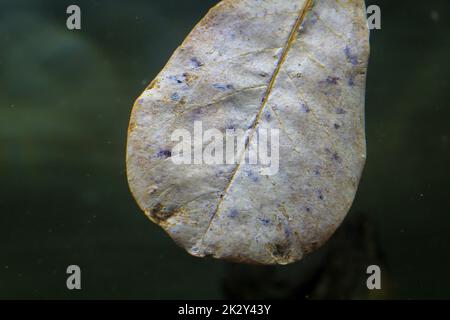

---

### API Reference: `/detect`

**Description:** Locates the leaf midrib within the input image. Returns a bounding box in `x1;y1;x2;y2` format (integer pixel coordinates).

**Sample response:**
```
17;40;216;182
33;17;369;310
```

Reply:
201;0;313;241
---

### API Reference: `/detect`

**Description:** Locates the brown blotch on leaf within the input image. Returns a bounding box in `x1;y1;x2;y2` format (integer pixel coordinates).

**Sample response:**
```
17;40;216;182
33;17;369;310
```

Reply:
149;203;175;222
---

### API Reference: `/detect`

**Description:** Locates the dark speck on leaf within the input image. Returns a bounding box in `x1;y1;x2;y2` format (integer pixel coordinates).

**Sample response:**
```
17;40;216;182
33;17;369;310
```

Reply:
336;107;346;114
314;168;321;176
259;217;271;226
169;74;186;84
149;203;174;222
305;207;311;213
190;57;203;68
326;76;340;85
213;83;233;91
332;152;341;163
213;84;226;91
301;104;310;113
317;190;324;200
272;243;290;258
157;149;172;159
334;123;341;129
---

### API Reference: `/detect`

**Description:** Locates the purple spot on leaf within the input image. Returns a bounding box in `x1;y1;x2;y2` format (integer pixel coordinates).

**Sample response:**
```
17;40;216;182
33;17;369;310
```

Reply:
344;46;358;65
228;209;239;218
157;149;172;159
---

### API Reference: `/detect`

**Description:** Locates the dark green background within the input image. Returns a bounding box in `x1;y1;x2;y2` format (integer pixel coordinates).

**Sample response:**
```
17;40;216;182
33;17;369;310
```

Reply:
1;0;449;299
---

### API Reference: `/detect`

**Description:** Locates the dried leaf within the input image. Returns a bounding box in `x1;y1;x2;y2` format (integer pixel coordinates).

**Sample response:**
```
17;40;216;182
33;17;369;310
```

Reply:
127;0;370;265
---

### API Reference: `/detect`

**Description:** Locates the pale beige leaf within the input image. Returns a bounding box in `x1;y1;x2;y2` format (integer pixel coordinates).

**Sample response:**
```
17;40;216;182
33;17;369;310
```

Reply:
127;0;370;265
